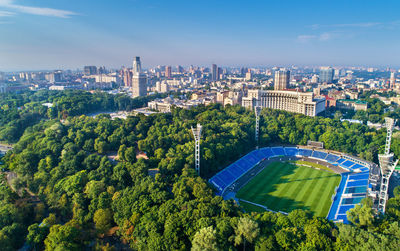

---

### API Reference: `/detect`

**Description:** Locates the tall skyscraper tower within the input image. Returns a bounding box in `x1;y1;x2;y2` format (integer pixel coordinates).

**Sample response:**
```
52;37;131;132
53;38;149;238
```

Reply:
132;57;142;74
132;57;147;97
320;67;334;83
212;64;218;81
274;69;290;90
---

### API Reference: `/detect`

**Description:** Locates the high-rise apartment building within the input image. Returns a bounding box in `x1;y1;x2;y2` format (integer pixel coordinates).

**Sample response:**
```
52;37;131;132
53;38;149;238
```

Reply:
45;70;62;84
132;57;147;97
390;72;396;88
121;68;133;87
165;66;172;78
320;67;334;83
245;69;252;81
274;69;290;90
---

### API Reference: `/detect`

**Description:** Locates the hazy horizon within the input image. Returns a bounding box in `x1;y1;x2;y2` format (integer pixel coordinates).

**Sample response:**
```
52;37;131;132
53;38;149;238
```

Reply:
1;0;400;71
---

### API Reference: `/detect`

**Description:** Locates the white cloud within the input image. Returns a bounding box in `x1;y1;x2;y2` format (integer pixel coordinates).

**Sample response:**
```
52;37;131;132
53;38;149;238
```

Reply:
297;33;334;43
309;21;400;30
0;10;14;16
0;0;12;5
319;32;331;41
297;35;317;43
0;0;77;18
334;22;381;28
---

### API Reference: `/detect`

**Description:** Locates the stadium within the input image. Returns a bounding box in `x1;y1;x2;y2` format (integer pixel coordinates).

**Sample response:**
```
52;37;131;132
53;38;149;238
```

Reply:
209;145;379;224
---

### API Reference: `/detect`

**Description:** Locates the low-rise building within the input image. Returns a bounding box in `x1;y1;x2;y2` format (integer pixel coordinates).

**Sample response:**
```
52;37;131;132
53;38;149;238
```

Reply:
336;99;368;111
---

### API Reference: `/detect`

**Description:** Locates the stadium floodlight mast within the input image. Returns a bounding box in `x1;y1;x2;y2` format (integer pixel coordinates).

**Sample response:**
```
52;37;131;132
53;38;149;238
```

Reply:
191;124;202;175
378;117;398;213
255;105;262;146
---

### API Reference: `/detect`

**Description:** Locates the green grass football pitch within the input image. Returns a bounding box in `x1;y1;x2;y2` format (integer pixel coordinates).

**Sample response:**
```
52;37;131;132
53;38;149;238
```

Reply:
236;161;341;217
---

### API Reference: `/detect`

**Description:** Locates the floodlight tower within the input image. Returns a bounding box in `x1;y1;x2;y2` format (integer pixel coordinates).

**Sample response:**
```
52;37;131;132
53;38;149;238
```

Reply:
378;117;398;213
255;106;262;146
191;124;202;175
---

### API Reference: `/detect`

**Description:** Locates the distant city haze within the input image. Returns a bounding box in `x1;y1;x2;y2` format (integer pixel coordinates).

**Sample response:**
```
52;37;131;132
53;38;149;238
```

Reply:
0;0;400;70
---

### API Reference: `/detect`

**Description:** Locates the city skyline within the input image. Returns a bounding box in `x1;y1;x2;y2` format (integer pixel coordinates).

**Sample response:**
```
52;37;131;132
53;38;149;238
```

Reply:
1;0;400;71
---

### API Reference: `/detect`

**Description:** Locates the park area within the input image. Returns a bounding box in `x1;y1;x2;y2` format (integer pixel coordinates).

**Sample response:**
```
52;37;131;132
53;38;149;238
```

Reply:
236;161;341;217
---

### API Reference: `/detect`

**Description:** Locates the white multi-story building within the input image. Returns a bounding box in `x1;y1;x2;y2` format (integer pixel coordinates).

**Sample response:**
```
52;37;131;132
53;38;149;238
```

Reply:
93;74;117;83
242;89;325;117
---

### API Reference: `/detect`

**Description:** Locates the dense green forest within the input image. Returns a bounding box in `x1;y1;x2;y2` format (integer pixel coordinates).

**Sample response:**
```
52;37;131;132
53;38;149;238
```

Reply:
1;95;400;250
0;90;164;143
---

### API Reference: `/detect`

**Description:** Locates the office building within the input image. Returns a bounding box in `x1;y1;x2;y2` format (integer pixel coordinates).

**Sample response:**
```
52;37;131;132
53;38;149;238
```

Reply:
84;66;97;75
242;89;325;117
274;69;290;90
165;66;172;78
177;65;184;73
320;67;334;83
212;64;218;81
218;67;223;80
132;57;147;97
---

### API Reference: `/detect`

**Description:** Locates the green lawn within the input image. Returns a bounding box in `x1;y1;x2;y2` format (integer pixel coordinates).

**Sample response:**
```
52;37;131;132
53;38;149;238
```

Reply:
236;161;341;217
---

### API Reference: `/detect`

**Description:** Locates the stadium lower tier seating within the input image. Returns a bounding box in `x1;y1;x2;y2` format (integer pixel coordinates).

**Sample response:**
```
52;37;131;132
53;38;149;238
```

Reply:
271;147;285;156
284;147;298;156
347;180;368;187
340;160;356;169
312;151;328;160
335;214;350;224
298;148;312;157
327;170;369;223
351;164;364;170
338;205;355;214
259;148;273;158
326;154;340;163
210;146;371;223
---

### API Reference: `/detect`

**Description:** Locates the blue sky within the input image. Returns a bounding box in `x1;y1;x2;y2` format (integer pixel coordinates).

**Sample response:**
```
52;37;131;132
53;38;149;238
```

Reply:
0;0;399;71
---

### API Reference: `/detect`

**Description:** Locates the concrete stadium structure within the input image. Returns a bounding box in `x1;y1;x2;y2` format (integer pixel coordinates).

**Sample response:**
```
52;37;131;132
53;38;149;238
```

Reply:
209;146;377;224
